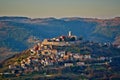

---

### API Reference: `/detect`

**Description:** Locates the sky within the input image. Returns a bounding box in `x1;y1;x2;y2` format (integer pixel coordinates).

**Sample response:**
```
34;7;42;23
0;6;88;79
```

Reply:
0;0;120;18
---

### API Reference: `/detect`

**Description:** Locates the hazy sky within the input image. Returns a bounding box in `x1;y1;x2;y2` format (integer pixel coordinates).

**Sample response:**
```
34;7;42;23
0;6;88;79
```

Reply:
0;0;120;18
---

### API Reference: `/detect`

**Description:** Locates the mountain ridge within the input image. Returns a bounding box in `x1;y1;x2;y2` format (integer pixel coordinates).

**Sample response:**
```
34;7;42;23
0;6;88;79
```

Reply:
0;16;120;61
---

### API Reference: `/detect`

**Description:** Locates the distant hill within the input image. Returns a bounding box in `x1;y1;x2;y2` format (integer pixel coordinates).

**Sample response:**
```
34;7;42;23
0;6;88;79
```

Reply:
0;16;120;52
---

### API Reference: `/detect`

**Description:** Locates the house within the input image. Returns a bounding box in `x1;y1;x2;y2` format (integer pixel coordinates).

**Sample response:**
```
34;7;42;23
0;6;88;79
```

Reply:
73;54;80;59
84;54;91;59
30;49;36;55
64;63;73;67
63;55;69;60
77;62;85;66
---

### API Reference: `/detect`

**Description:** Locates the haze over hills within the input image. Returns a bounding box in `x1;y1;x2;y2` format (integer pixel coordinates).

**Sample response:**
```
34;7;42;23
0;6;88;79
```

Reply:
0;16;120;53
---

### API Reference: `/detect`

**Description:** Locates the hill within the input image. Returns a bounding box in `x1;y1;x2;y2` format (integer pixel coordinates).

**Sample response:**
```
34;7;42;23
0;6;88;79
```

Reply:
0;38;120;80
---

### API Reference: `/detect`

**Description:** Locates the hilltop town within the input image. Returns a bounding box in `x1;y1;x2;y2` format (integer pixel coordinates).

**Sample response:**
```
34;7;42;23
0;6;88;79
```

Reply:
0;31;120;80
